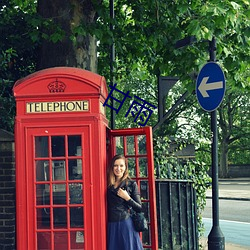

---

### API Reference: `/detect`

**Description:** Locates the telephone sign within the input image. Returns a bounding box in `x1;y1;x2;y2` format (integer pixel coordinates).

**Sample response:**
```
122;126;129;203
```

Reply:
196;62;226;112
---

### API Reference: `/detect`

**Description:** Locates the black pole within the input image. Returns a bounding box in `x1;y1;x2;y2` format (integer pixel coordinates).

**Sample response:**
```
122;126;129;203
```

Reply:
110;0;115;129
208;37;225;250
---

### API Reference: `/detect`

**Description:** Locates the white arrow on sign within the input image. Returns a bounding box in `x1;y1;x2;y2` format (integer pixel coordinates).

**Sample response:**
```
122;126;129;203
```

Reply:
198;76;223;98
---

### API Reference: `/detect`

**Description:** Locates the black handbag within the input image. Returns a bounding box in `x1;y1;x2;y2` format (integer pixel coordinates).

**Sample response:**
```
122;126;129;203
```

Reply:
131;210;148;232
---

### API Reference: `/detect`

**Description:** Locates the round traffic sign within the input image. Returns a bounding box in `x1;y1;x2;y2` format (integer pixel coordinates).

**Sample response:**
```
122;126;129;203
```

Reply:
196;62;226;112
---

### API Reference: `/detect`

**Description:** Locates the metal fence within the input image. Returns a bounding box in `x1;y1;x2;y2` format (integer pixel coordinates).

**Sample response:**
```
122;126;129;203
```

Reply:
156;179;198;250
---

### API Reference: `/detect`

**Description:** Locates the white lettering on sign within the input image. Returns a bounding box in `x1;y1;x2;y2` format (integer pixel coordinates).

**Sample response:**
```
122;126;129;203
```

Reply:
26;100;89;113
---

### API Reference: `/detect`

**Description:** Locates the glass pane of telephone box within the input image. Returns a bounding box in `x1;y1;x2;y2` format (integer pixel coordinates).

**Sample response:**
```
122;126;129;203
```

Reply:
52;184;66;204
53;208;67;227
35;136;49;157
142;227;151;247
115;136;124;155
36;184;47;205
127;158;136;177
37;232;51;250
142;202;151;246
69;159;82;180
126;136;135;155
70;207;83;227
140;180;149;200
142;202;150;222
139;157;148;177
51;136;65;157
138;135;146;155
54;231;68;249
36;160;49;181
68;135;81;156
52;160;66;181
69;183;83;204
37;208;50;229
71;231;84;248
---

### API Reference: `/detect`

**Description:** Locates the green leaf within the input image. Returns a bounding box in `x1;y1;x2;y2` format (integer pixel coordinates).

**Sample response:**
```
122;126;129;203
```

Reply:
187;19;201;38
230;1;241;10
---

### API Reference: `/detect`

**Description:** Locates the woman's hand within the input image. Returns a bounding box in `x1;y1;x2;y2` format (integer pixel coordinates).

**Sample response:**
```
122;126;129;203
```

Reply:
117;188;131;201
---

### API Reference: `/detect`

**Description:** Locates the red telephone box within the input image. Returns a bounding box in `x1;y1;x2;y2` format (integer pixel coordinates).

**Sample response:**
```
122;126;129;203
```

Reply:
13;67;158;250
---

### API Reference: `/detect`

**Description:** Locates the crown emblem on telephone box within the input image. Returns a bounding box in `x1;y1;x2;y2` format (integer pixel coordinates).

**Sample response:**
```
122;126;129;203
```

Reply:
47;79;66;93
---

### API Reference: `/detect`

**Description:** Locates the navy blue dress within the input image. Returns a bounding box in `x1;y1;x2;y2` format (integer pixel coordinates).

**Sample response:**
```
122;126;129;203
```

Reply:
108;217;143;250
107;180;144;250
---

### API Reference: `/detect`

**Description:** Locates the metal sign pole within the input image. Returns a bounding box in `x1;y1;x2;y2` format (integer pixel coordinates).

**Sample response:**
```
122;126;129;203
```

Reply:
208;37;225;250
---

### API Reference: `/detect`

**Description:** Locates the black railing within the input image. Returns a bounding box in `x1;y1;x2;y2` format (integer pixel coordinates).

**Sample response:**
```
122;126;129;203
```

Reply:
156;179;198;250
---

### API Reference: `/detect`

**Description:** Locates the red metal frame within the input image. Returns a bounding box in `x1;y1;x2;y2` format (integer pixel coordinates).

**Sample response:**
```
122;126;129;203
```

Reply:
109;126;158;250
14;67;108;250
26;127;91;250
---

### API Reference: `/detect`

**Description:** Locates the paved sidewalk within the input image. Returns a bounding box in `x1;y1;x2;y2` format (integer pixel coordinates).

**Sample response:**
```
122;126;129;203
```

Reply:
203;178;250;249
206;178;250;201
200;238;250;250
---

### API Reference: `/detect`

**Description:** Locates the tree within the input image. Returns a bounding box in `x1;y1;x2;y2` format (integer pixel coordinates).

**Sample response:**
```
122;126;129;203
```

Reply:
173;86;250;178
0;0;37;131
37;0;101;71
218;89;250;177
2;0;249;88
98;0;249;178
102;0;249;88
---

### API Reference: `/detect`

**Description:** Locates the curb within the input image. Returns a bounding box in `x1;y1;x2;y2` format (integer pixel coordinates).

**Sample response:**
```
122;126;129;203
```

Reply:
218;178;250;182
206;196;250;201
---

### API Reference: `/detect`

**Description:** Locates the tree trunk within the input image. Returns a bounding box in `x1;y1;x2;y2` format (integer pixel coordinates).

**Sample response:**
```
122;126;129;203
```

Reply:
37;0;100;72
219;139;229;178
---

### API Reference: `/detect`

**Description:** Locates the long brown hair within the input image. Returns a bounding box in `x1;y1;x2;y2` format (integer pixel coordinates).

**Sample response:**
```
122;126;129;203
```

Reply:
107;154;130;187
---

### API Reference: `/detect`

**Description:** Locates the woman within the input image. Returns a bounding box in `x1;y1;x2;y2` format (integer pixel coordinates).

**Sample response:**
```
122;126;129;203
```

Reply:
107;154;144;250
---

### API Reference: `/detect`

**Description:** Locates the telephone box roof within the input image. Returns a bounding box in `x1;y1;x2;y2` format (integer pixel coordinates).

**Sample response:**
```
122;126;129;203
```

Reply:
13;67;107;98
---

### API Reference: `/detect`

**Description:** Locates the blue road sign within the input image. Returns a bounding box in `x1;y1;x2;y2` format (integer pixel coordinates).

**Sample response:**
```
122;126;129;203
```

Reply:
196;62;226;112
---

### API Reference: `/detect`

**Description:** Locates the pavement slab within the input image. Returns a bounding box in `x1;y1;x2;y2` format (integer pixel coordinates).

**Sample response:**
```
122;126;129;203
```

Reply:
200;238;250;250
203;178;250;249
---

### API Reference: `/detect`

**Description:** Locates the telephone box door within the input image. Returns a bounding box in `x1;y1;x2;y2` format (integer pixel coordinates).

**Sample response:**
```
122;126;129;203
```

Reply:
26;126;92;250
109;126;158;250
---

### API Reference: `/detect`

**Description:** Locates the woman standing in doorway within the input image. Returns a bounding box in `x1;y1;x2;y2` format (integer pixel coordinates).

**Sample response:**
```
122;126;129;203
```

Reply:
107;154;144;250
